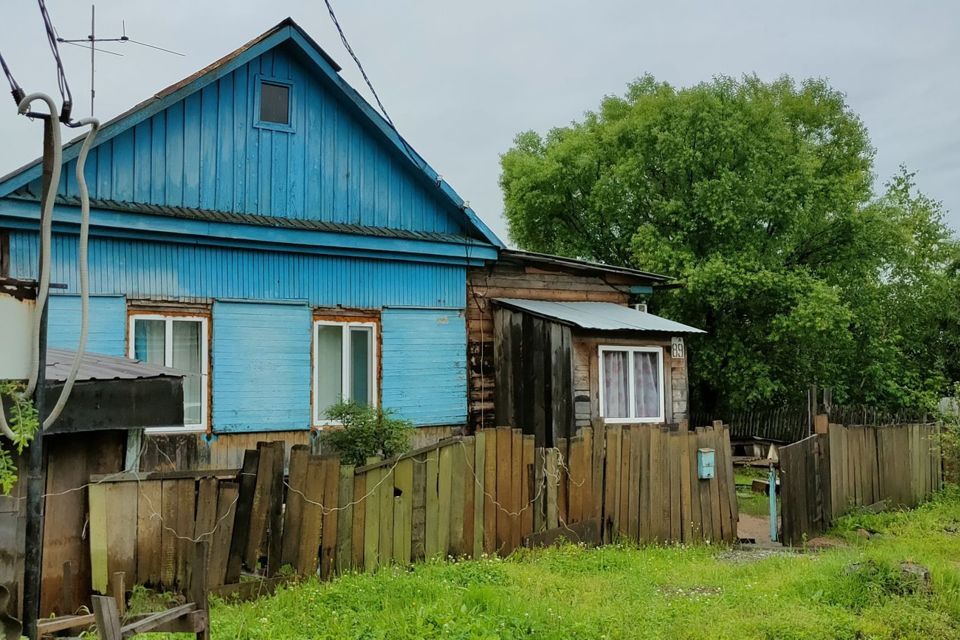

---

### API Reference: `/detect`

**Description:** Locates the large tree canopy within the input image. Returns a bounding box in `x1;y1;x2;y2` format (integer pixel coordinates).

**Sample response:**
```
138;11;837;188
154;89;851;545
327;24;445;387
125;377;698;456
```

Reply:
501;75;960;414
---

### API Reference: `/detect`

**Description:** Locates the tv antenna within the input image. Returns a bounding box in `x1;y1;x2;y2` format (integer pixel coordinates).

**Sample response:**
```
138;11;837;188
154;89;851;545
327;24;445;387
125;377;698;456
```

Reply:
56;4;184;117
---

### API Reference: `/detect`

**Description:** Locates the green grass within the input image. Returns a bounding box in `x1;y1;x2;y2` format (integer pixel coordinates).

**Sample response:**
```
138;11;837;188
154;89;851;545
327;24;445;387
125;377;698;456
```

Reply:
735;466;777;518
157;487;960;640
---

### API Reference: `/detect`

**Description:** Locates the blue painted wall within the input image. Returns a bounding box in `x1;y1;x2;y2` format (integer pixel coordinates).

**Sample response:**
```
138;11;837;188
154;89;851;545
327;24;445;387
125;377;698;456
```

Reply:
28;45;468;236
381;308;467;426
7;232;466;309
47;295;127;357
212;301;312;432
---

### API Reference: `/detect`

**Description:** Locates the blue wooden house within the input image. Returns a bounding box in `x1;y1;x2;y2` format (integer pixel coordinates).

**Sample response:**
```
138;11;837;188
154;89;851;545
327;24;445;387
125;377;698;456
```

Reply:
0;19;503;467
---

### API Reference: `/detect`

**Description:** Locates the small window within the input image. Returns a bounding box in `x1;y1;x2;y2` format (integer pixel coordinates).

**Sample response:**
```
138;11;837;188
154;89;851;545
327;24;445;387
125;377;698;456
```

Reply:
129;314;209;430
254;76;293;131
314;320;377;425
0;231;9;277
598;346;664;423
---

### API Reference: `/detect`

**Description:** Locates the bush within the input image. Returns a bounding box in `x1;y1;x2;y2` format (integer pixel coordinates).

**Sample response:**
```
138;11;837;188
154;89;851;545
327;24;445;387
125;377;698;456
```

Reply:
320;402;412;466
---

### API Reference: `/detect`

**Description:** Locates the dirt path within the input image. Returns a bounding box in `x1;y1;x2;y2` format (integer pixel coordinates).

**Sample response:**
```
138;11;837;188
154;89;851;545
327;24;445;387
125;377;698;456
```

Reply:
738;513;776;545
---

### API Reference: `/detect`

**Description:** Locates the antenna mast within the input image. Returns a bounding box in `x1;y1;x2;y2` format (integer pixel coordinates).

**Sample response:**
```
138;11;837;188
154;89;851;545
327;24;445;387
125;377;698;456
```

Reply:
56;4;184;117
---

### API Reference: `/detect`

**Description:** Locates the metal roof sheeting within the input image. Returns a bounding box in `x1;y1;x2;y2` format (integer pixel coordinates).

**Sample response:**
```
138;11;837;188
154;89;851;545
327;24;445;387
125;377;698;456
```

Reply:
46;348;184;382
494;299;705;334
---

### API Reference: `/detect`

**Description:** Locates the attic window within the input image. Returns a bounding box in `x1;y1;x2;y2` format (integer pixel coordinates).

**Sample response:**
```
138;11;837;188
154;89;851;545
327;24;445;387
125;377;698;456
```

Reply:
255;76;293;132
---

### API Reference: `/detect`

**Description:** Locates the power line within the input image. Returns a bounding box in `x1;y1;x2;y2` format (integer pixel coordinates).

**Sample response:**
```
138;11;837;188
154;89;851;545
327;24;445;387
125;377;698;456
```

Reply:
320;0;425;172
37;0;73;122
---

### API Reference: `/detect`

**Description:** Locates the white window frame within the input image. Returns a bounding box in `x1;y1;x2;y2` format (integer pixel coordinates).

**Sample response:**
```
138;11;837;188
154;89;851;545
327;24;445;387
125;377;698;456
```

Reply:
127;313;209;433
313;320;378;427
597;345;665;424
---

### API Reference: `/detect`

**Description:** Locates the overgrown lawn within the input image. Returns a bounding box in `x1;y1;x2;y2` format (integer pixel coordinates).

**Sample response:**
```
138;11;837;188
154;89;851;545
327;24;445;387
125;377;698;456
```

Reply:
166;487;960;639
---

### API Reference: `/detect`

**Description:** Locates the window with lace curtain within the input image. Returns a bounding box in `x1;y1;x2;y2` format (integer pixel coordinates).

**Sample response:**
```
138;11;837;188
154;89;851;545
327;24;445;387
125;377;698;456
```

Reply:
598;345;664;423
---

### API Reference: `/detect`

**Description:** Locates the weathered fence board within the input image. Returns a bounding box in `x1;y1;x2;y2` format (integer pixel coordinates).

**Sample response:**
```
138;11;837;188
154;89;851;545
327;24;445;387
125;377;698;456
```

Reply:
84;423;741;610
781;423;942;545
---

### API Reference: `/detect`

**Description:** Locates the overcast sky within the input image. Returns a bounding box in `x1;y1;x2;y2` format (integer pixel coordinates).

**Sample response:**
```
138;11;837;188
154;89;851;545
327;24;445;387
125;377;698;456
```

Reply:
1;0;957;242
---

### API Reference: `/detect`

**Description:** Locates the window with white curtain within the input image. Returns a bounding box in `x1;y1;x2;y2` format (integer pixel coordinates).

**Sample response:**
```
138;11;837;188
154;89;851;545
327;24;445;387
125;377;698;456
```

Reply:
313;320;377;425
598;346;664;423
128;314;209;430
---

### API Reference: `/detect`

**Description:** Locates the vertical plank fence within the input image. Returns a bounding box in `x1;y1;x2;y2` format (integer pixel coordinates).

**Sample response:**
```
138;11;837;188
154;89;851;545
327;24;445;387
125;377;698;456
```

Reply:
780;422;942;546
85;423;738;601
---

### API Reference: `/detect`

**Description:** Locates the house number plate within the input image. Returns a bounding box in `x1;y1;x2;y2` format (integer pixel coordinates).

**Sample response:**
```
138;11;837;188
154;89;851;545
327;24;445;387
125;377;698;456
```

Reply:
671;337;685;359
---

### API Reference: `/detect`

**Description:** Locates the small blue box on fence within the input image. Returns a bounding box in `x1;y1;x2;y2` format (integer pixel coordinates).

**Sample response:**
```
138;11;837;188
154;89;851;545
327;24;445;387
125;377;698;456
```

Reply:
697;448;715;479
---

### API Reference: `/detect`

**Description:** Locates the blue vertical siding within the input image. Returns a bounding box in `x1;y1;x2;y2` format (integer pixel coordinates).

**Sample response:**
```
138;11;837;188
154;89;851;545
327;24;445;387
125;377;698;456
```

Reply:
35;46;467;236
7;232;466;309
212;301;311;432
380;308;467;426
47;295;127;357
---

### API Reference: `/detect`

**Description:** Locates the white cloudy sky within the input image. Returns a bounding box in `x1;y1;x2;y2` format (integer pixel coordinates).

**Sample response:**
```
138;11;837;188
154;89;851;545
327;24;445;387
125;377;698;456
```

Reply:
1;0;957;242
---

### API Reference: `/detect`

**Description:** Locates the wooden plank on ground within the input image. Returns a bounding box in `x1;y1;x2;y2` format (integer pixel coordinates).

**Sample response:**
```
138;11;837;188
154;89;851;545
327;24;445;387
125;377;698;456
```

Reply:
483;428;497;554
628;427;641;541
136;480;162;586
352;472;366;569
695;429;714;543
510;429;523;549
438;444;455;557
363;464;382;572
336;465;355;574
245;442;275;570
521;435;535;539
648;427;663;542
604;424;622;543
208;480;238;587
280;445;310;569
411;454;427;562
394;458;414;566
89;484;109;594
679;430;693;543
687;428;702;542
495;427;512;552
425;449;440;558
545;447;559;531
319;457;341;579
668;431;681;542
474;432;487;557
174;479;196;588
378;461;395;568
297;455;325;577
462;438;476;558
618;428;631;540
225;448;258;583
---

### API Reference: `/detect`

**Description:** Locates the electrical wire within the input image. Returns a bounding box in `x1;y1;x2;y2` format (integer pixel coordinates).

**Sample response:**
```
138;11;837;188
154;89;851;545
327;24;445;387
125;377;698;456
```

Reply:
36;0;73;120
43;117;99;429
320;0;424;172
0;50;25;105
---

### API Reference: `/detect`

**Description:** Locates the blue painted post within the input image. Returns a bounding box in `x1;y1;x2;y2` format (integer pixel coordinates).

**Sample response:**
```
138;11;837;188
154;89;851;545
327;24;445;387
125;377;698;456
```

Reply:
769;464;778;543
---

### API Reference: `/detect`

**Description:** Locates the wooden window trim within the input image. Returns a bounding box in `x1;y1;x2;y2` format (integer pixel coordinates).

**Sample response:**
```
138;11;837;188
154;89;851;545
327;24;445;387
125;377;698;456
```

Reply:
597;345;665;424
312;314;381;428
127;310;211;434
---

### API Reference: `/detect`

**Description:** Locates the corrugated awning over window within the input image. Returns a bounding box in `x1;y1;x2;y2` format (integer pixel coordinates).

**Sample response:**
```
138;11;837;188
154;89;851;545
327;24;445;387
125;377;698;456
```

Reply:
493;299;705;334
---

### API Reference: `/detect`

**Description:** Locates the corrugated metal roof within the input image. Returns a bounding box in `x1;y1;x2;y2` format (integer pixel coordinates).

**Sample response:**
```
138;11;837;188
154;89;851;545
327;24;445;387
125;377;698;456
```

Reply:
6;190;490;246
493;299;705;333
46;348;184;382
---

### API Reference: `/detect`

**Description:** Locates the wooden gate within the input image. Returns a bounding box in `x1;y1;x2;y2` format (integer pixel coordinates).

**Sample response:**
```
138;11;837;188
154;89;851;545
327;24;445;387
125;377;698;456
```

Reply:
779;434;831;546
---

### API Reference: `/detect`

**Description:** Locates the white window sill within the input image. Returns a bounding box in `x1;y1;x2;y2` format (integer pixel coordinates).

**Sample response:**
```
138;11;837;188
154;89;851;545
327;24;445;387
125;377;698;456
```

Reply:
144;426;208;435
602;417;666;425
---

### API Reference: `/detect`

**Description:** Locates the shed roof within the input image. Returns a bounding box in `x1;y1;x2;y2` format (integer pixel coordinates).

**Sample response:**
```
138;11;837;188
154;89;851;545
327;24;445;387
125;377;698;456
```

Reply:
46;348;184;382
493;299;705;334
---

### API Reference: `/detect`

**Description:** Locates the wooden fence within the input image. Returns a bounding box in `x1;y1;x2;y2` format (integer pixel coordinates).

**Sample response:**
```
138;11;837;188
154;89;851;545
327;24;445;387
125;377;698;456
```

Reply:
86;423;737;597
780;423;942;545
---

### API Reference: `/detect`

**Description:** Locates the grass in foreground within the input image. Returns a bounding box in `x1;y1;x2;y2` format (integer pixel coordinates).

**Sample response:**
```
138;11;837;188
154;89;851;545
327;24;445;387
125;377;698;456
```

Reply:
165;487;960;639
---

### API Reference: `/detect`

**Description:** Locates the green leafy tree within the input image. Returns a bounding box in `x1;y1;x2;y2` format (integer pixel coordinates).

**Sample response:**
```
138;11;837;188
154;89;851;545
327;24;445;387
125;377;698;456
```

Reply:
320;402;413;466
501;74;959;414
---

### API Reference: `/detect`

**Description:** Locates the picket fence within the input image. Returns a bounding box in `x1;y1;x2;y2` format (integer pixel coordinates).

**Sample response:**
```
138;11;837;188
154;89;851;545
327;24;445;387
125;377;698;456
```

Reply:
87;423;737;596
